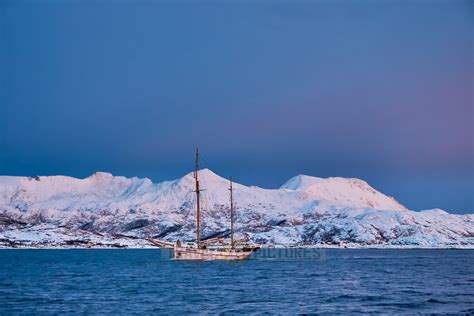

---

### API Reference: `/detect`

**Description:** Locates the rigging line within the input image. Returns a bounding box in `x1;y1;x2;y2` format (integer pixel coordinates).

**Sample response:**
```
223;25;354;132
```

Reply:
183;190;193;220
199;153;213;171
234;201;238;235
201;151;210;175
199;174;208;217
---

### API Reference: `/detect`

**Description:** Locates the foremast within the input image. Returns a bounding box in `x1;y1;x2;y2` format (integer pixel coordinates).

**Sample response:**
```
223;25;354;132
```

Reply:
194;147;201;249
229;177;235;250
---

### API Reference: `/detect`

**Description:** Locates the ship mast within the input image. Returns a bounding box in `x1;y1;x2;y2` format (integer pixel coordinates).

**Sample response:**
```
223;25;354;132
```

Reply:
195;147;201;248
229;177;235;250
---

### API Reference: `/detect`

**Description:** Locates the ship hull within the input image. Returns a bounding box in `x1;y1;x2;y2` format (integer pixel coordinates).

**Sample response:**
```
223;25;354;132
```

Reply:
174;246;252;260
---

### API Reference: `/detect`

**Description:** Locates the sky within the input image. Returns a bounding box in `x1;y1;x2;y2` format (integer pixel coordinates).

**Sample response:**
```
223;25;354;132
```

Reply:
1;0;473;213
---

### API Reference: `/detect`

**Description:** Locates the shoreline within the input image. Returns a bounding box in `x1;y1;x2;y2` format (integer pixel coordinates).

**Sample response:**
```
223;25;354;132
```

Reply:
2;245;474;250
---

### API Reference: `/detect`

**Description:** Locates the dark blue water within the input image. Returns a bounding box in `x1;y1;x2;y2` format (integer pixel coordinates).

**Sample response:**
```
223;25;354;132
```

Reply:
1;249;473;314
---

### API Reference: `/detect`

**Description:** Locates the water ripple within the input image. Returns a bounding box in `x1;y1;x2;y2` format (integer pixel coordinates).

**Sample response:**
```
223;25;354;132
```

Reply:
0;249;473;314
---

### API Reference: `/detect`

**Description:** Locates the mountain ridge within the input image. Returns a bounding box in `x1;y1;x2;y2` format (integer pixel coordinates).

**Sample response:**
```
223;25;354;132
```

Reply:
0;170;472;248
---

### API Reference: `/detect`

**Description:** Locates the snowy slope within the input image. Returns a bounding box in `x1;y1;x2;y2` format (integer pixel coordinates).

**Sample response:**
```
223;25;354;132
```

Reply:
281;175;406;210
0;170;472;248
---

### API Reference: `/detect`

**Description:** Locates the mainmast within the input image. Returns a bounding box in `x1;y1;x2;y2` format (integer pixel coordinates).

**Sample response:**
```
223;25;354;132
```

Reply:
195;147;201;248
229;177;234;249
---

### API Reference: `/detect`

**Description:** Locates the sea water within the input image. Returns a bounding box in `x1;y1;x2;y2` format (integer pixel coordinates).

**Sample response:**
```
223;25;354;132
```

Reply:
1;249;473;314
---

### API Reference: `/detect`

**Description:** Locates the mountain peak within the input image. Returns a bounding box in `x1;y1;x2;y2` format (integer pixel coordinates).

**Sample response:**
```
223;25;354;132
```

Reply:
280;174;324;190
181;168;229;183
281;174;406;211
198;168;219;177
88;172;114;180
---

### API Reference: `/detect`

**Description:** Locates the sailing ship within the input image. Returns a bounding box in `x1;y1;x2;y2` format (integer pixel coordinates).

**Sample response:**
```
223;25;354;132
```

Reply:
150;147;258;260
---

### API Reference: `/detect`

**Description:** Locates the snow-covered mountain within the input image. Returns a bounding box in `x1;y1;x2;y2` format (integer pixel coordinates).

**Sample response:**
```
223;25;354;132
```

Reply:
280;175;406;211
0;170;473;248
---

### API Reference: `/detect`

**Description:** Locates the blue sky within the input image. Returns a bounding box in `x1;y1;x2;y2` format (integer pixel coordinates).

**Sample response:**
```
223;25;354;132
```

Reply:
1;0;473;213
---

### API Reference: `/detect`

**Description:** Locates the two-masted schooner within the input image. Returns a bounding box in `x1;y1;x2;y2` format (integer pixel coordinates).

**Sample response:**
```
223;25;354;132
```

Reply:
150;148;258;260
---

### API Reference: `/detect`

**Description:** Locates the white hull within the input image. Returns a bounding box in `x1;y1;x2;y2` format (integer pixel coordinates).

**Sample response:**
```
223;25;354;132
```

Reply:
174;246;252;260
